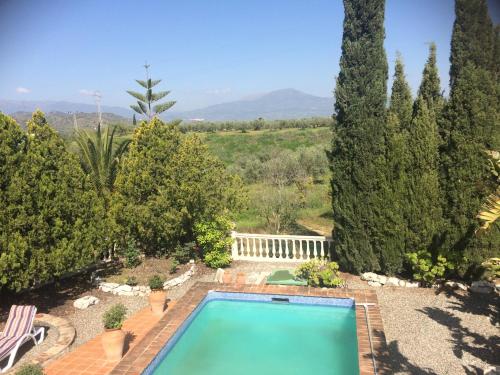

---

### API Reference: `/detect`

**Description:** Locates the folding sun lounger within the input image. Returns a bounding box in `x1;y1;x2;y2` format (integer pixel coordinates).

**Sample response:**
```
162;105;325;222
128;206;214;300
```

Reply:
0;305;45;373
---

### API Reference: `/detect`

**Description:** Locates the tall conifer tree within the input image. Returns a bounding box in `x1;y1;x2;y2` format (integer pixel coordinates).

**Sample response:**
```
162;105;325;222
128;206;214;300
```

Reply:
418;43;443;113
389;55;413;129
329;0;390;273
440;0;499;272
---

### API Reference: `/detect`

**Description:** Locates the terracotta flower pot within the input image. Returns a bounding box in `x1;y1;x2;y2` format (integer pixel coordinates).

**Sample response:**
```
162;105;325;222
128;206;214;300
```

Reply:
149;290;167;316
102;328;125;361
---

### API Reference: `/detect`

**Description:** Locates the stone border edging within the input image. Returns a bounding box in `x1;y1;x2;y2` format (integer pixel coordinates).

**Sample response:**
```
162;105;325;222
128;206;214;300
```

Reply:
32;313;76;367
98;264;196;296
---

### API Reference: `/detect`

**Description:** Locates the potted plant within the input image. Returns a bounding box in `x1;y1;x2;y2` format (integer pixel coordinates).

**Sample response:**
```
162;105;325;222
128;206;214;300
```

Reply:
148;274;167;315
101;303;127;361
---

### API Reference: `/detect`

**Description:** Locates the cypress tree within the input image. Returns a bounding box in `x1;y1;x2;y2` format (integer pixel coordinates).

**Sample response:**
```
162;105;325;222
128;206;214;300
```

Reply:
389;54;413;129
418;43;443;113
382;55;412;273
329;0;390;273
406;96;442;253
440;0;499;273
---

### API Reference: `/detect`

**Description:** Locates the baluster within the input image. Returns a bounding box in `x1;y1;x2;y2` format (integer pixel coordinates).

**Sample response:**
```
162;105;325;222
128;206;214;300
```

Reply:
306;240;310;259
320;240;325;258
292;240;296;260
259;239;263;258
252;237;256;257
277;239;281;258
246;237;250;258
285;239;289;259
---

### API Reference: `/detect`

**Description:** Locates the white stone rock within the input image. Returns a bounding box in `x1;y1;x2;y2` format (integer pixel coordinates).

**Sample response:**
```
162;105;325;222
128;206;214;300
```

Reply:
368;281;382;287
360;272;379;282
115;284;133;293
215;268;225;284
99;282;119;292
484;365;500;375
378;275;387;285
405;281;420;288
470;281;495;294
445;281;468;291
73;295;99;309
385;277;400;286
398;280;406;287
189;259;195;264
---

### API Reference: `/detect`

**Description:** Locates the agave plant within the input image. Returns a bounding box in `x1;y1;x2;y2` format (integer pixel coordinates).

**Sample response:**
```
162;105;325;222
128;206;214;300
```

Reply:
476;150;500;232
127;63;175;120
75;122;130;197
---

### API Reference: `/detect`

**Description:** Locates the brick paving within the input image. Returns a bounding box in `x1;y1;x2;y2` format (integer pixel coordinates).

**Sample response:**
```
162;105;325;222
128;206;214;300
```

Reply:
43;302;176;375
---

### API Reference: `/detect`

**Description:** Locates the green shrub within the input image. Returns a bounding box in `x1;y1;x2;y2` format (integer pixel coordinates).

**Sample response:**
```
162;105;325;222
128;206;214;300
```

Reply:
103;303;127;330
481;257;500;281
406;251;454;286
194;215;233;268
113;118;245;257
169;259;179;274
123;238;141;268
295;259;345;288
0;112;108;292
204;251;232;268
148;274;164;290
125;276;137;286
173;242;194;264
15;364;44;375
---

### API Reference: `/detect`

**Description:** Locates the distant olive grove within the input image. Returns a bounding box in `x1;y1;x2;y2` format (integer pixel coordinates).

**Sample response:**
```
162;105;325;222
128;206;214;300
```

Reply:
180;117;334;133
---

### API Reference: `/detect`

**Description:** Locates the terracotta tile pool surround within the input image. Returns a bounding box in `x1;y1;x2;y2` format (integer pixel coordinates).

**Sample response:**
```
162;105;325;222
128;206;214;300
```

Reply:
110;283;389;375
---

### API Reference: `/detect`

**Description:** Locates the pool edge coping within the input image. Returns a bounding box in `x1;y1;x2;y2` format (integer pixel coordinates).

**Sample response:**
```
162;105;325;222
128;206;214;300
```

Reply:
109;283;389;375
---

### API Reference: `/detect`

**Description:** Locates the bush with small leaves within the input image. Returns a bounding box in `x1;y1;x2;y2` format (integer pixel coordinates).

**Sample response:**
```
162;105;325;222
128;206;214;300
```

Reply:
406;251;454;286
194;215;233;268
123;238;141;268
15;364;45;375
481;257;500;281
170;259;179;274
103;303;127;330
148;274;164;290
173;242;194;264
294;259;344;288
125;276;137;286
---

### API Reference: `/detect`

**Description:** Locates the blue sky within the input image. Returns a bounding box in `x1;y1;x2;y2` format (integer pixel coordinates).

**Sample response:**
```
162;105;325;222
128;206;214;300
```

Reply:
1;0;499;111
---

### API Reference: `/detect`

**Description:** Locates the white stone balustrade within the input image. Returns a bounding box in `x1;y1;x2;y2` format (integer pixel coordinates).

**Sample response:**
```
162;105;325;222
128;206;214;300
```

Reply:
231;231;333;262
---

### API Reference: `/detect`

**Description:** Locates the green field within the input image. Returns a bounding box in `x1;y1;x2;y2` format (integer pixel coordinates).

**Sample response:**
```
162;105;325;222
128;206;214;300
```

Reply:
200;128;333;235
200;127;331;165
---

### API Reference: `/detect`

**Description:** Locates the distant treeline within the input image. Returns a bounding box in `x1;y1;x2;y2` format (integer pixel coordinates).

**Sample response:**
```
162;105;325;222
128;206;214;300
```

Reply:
179;117;335;133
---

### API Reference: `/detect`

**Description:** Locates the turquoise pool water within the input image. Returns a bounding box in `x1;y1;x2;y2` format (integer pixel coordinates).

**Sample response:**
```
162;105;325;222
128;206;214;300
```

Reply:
152;299;359;374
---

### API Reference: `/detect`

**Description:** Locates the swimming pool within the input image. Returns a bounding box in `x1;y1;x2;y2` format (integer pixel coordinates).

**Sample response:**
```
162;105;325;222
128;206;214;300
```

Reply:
142;291;359;374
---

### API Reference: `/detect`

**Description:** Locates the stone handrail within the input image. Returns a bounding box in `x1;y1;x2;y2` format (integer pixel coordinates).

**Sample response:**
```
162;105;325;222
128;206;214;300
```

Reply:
231;231;333;262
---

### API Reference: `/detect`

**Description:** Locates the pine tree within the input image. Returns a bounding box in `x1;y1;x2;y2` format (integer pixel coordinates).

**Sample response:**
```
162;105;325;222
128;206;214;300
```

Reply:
440;0;499;273
329;0;390;273
127;63;176;120
132;114;137;126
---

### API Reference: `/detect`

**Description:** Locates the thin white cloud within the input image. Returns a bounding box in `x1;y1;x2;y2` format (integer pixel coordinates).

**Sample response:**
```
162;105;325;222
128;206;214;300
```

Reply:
16;87;31;94
79;89;94;96
205;88;231;95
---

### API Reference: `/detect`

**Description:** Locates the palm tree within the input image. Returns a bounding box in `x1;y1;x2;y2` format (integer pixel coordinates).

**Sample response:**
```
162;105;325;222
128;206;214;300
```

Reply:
476;150;500;232
75;122;130;198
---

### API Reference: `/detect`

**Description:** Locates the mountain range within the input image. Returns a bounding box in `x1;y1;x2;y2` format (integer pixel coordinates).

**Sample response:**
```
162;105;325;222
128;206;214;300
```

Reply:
1;89;334;124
